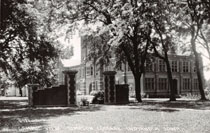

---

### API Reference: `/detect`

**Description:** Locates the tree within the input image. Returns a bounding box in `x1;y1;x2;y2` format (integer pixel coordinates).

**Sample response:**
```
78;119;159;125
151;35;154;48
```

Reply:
175;0;207;100
44;0;156;102
0;0;59;94
196;0;210;63
141;1;179;101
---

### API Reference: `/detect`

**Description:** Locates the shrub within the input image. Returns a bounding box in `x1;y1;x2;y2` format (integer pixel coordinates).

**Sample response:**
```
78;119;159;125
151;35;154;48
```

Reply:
92;90;104;104
181;93;200;99
80;97;89;106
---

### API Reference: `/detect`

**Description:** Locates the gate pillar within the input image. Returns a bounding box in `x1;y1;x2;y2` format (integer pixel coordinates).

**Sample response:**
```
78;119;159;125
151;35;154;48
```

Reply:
103;71;117;104
63;70;78;106
28;84;39;107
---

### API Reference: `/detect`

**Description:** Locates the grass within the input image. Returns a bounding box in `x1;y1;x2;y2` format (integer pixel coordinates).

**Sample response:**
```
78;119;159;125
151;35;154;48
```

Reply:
1;97;210;133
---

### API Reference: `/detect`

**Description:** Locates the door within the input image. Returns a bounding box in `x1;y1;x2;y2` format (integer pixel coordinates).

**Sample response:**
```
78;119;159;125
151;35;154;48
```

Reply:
173;79;178;95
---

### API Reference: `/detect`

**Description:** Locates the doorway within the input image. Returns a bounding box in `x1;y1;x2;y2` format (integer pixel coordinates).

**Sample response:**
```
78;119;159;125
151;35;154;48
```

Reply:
172;79;178;95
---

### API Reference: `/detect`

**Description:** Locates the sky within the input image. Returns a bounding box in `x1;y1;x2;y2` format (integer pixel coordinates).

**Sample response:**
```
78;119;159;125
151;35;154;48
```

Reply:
58;30;81;67
201;54;210;81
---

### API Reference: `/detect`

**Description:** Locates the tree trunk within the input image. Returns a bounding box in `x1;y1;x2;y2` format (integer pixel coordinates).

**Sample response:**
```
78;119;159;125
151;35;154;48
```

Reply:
191;38;207;100
134;74;142;102
19;87;22;97
124;62;127;84
194;50;206;100
165;59;176;101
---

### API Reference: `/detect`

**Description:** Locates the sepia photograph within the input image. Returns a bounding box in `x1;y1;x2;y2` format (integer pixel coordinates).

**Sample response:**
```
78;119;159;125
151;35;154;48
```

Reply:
1;0;210;132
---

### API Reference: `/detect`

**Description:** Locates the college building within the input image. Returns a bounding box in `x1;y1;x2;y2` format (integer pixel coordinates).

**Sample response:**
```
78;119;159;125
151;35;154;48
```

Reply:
58;36;203;98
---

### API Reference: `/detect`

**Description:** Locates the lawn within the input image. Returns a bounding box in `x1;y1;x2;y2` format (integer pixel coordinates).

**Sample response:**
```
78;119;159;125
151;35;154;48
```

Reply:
0;97;210;133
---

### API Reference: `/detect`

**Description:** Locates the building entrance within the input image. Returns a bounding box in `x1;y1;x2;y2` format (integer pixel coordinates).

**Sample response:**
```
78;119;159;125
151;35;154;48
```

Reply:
173;79;178;95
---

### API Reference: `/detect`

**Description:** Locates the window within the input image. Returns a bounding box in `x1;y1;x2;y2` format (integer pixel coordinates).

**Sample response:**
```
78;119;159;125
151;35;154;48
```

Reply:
145;61;153;72
183;78;190;90
194;79;199;90
193;62;197;72
128;65;131;71
159;60;166;72
158;78;168;90
183;61;189;72
95;81;98;90
91;66;94;75
171;60;178;72
81;69;83;77
118;63;123;71
86;67;91;75
145;78;154;90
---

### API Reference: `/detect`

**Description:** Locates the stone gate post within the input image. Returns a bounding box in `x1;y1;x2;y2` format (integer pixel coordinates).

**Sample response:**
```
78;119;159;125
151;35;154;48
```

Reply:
27;84;39;107
103;71;117;104
63;70;78;106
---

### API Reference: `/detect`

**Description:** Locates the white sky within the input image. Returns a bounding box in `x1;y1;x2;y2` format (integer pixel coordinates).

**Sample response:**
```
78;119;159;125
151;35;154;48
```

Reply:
58;30;81;67
200;53;210;81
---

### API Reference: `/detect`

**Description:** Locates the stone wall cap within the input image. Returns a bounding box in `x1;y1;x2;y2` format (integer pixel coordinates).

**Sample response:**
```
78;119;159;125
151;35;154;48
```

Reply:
103;71;117;75
62;70;78;74
27;84;40;86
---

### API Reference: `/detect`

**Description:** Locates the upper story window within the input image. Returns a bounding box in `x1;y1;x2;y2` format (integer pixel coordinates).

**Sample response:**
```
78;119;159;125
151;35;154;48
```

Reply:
183;78;190;90
193;79;199;90
193;62;197;72
128;65;131;71
183;61;189;72
91;66;94;75
117;63;123;71
159;60;166;72
145;78;154;90
86;67;91;76
145;61;153;72
171;60;178;72
158;78;168;90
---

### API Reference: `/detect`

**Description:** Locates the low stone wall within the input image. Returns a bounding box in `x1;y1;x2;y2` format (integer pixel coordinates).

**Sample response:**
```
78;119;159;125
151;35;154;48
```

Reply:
28;70;77;107
115;84;129;104
103;71;129;104
33;85;67;106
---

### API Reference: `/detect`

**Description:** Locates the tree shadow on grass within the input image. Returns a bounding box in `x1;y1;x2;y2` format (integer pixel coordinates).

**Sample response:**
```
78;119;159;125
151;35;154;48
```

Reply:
0;99;28;109
0;99;102;132
142;108;179;112
128;99;210;112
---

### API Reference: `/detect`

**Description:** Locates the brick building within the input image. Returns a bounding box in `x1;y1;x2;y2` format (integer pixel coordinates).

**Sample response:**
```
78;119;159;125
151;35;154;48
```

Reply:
78;53;202;97
58;36;203;97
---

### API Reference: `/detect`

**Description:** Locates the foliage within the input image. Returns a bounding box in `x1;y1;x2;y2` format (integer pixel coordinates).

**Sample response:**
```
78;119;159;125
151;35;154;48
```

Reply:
142;1;180;101
29;0;208;101
81;31;112;68
60;45;74;59
174;0;207;100
79;97;89;106
91;90;104;104
0;0;59;88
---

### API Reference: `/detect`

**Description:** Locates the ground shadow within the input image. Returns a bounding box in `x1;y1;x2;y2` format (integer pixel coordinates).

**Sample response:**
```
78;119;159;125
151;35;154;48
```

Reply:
0;99;102;132
142;108;179;112
128;99;210;112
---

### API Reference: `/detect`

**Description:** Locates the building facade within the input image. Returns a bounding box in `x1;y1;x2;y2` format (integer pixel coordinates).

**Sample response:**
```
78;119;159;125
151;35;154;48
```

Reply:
77;53;202;97
58;36;203;98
